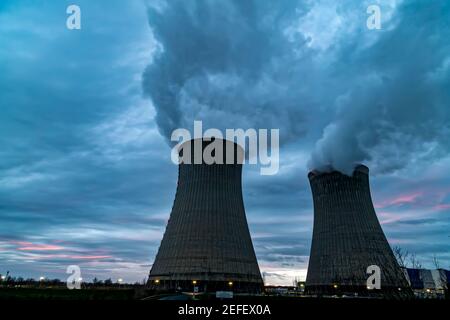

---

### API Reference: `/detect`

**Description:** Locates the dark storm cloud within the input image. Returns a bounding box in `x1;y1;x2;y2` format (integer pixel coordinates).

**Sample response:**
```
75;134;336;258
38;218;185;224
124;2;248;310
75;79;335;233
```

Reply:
142;0;450;175
0;0;171;281
309;0;450;174
142;0;323;142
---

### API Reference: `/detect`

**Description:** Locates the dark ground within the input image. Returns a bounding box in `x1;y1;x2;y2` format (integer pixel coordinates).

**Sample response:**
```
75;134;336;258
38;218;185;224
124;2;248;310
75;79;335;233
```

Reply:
1;288;447;319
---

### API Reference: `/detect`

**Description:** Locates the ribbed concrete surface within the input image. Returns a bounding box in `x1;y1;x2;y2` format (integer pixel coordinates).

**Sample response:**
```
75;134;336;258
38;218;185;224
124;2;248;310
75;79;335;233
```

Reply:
148;139;262;291
306;165;411;296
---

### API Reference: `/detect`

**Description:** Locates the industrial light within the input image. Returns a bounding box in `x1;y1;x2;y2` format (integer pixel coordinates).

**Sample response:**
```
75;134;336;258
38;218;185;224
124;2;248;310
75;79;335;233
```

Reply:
155;279;160;284
192;280;197;285
426;289;431;293
228;281;233;286
333;284;338;289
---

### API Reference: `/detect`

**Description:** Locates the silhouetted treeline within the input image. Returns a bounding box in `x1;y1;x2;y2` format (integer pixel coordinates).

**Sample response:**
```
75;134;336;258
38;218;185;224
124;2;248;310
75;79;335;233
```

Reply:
0;272;146;289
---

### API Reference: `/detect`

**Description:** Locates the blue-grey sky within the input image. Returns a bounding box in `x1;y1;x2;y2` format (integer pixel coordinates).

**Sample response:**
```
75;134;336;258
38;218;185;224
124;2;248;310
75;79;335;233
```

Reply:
0;0;449;285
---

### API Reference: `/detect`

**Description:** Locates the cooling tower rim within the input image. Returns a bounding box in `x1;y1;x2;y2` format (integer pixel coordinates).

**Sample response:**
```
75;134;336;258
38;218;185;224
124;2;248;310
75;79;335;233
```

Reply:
308;164;369;180
178;137;245;153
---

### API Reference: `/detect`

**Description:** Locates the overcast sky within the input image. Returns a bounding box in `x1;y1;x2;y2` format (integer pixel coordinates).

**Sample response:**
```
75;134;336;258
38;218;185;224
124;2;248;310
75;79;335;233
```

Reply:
0;0;449;285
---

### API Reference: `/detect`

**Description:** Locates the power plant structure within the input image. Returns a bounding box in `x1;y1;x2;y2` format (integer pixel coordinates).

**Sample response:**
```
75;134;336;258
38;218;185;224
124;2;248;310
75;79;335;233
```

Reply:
148;138;263;292
306;164;412;297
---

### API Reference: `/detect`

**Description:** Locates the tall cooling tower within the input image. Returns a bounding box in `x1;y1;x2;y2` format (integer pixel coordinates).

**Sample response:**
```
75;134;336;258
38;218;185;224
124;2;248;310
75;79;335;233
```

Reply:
148;138;263;292
306;164;412;297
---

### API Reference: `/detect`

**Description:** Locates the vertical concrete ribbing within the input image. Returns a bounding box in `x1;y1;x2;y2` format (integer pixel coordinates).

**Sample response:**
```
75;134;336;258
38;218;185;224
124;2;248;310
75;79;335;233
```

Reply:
306;165;412;297
148;139;262;291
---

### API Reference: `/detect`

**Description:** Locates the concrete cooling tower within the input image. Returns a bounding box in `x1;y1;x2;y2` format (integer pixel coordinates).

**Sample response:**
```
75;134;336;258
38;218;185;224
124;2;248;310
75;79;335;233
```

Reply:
306;164;412;297
148;138;263;292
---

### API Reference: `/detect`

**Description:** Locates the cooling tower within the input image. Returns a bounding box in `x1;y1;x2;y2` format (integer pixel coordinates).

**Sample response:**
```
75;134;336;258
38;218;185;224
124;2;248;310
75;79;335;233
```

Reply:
148;138;263;292
306;165;412;297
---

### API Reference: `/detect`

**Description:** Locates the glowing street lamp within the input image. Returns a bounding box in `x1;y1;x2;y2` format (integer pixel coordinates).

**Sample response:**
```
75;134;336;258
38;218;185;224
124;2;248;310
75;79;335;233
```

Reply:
192;280;197;285
117;278;123;284
228;281;233;287
154;279;160;284
39;276;45;281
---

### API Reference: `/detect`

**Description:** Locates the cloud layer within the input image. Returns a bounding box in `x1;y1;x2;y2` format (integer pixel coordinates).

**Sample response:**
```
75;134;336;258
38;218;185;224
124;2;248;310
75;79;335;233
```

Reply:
0;0;449;285
143;0;450;175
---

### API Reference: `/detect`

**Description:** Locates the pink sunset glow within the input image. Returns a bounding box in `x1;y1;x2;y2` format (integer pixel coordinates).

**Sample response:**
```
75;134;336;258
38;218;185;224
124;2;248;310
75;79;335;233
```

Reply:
30;253;113;261
375;192;423;209
3;239;113;261
6;240;65;251
432;203;450;211
17;244;65;251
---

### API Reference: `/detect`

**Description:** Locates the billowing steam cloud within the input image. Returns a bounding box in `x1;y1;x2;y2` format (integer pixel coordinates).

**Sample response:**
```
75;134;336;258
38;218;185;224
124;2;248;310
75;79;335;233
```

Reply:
142;0;324;142
143;0;450;175
308;0;450;175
